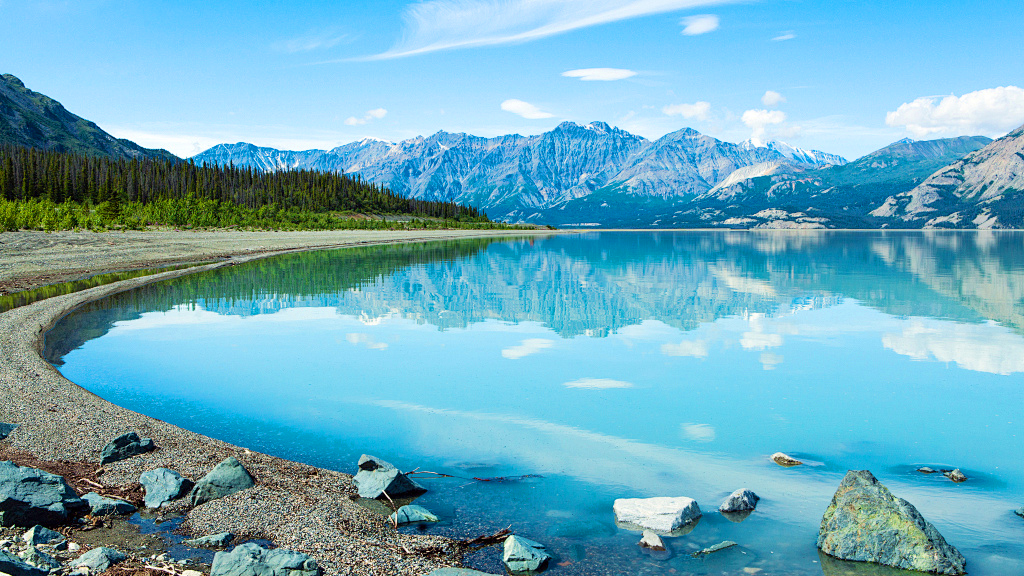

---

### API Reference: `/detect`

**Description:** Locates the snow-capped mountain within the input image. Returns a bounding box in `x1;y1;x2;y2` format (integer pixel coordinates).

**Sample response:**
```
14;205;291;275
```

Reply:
740;139;848;168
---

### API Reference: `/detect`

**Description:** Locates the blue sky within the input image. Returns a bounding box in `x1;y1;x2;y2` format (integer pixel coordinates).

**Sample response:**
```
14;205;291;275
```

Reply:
3;0;1023;159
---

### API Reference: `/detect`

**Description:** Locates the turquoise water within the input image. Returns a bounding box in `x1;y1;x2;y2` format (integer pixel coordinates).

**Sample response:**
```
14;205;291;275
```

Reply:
49;232;1024;575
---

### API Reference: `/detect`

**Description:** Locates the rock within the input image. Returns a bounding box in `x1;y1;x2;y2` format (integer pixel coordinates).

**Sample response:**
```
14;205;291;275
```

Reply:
817;470;966;575
719;489;759;513
428;570;499;576
190;457;255;507
771;452;802;466
916;467;937;474
502;535;550;573
352;455;426;500
613;497;702;533
73;547;128;572
388;505;438;525
100;432;156;465
638;530;665;551
140;468;194;508
68;542;80;553
0;461;89;526
1015;506;1023;518
692;541;737;557
82;493;137;516
19;547;61;570
210;542;319;576
0;550;48;576
22;525;65;546
0;423;17;441
183;532;234;549
943;469;967;483
182;571;205;576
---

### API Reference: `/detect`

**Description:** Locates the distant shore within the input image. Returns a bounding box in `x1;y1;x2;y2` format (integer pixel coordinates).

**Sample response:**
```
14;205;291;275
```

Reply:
0;228;558;575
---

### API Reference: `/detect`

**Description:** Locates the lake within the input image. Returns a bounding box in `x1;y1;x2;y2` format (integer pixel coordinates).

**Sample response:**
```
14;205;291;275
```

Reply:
47;231;1024;576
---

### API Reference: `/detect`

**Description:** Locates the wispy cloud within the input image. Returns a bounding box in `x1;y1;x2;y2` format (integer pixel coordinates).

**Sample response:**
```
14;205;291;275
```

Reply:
344;108;388;126
501;99;554;119
772;31;795;41
885;86;1024;138
273;31;349;53
762;90;785;107
661;339;709;358
680;14;719;35
662;101;711;120
502;338;555;359
367;0;739;60
562;68;637;81
563;377;634;389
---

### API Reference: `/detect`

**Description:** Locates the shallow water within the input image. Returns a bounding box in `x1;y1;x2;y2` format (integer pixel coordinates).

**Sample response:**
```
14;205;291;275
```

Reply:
49;231;1024;575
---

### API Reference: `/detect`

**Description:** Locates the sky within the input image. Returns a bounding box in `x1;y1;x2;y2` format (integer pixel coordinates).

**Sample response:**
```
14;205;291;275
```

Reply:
3;0;1023;160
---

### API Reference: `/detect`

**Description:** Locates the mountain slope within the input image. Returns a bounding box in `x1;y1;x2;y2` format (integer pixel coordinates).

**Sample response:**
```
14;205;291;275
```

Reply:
0;74;178;162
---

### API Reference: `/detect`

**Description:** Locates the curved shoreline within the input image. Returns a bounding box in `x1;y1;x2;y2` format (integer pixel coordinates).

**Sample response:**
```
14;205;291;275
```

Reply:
0;229;557;575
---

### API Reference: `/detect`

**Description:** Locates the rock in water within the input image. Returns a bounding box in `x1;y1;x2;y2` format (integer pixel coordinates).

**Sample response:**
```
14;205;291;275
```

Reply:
82;493;137;516
917;467;938;474
0;550;48;576
210;542;319;576
613;497;702;533
388;505;438;525
183;532;235;549
22;525;65;546
1015;506;1023;519
100;432;156;465
817;470;966;575
638;530;666;551
140;468;194;508
352;455;426;500
502;535;551;573
719;489;760;513
190;457;255;507
428;570;499;576
943;469;967;483
73;547;127;572
771;452;802;466
0;423;17;441
692;541;737;557
0;461;89;526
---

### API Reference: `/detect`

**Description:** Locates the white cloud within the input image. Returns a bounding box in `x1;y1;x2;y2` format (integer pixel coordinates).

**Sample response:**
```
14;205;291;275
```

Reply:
502;338;555;359
661;339;708;358
885;86;1024;138
346;332;388;351
741;108;786;145
740;331;783;350
883;319;1024;375
762;90;786;107
561;68;637;81
368;0;739;59
563;377;634;389
273;31;348;53
344;108;388;126
760;352;783;370
680;423;716;442
772;31;795;41
662;101;711;120
501;99;554;119
680;14;719;35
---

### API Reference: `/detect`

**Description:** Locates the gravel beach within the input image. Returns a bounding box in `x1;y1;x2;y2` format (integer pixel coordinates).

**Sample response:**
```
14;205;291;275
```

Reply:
0;229;557;575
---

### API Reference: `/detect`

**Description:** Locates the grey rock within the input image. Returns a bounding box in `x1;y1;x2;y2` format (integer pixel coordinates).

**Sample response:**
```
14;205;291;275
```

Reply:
817;470;966;575
190;457;255;507
916;467;937;474
19;546;61;570
502;535;550;573
388;505;438;525
638;530;665;551
719;488;759;513
100;432;155;465
427;570;499;576
692;541;737;557
352;455;425;500
1015;506;1023;518
183;532;234;549
0;423;17;441
613;496;702;533
73;547;127;572
771;452;802;466
139;468;194;508
82;493;137;516
0;461;89;527
210;542;319;576
22;525;65;546
943;469;967;483
0;550;48;576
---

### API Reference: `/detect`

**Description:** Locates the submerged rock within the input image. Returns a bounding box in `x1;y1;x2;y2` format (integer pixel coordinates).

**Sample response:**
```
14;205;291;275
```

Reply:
638;530;665;551
352;455;426;500
943;469;967;483
0;550;48;576
210;542;319;576
140;468;194;508
771;452;802;467
0;423;17;441
388;505;438;525
22;525;65;546
916;467;938;474
692;541;737;557
183;532;234;549
0;461;89;527
719;489;759;513
502;535;550;573
82;493;137;516
100;432;156;465
190;457;255;507
817;470;966;575
613;497;702;533
73;547;127;572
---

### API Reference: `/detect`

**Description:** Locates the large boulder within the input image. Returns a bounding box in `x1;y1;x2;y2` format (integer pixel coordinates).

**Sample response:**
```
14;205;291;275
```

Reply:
22;525;65;546
502;535;550;573
139;468;194;508
817;470;966;575
0;550;48;576
210;542;319;576
388;504;438;525
0;461;89;526
100;432;156;465
73;547;127;572
352;455;426;500
190;457;255;507
613;496;702;533
82;493;137;516
0;423;17;441
719;488;760;513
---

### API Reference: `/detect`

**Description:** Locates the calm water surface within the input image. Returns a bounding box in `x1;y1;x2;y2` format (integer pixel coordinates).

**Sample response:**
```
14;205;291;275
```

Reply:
49;232;1024;576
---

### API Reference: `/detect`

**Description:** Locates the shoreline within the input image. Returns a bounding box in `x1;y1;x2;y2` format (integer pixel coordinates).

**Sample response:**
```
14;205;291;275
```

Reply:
0;229;559;575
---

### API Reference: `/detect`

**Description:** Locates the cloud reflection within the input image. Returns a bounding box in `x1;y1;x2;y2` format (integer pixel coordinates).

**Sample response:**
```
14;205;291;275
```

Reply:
502;338;555;359
883;319;1024;375
563;378;634;389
